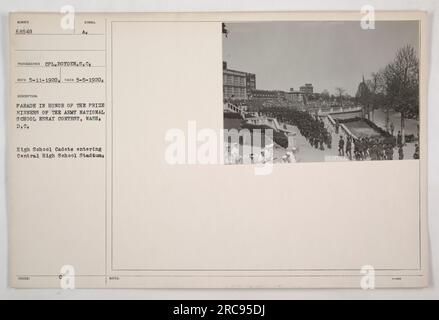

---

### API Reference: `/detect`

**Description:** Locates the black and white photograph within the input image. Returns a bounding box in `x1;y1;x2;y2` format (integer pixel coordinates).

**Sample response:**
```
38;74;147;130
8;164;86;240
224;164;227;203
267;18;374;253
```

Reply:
223;21;420;164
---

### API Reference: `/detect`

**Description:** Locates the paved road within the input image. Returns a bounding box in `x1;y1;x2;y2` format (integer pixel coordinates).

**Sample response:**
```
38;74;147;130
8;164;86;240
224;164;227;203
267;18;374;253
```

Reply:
281;121;347;163
373;109;419;136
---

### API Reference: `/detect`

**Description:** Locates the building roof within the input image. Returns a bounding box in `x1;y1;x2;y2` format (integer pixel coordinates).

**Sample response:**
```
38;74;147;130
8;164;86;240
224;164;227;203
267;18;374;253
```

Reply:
223;69;247;76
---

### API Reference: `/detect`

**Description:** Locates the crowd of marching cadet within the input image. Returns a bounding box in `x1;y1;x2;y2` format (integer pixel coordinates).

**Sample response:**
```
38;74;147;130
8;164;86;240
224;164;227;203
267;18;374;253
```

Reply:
259;107;420;161
336;134;419;160
335;126;419;161
260;108;332;151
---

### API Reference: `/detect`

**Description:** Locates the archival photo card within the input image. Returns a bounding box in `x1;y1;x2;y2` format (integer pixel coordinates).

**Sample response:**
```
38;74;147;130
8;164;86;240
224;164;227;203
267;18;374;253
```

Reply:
8;11;428;289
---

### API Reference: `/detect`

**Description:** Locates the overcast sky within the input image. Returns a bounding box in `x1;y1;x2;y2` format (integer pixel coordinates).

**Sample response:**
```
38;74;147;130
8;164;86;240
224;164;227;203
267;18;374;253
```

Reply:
222;21;419;96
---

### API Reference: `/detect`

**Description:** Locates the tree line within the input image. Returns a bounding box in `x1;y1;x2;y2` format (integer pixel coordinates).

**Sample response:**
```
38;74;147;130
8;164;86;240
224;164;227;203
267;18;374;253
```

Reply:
356;44;419;144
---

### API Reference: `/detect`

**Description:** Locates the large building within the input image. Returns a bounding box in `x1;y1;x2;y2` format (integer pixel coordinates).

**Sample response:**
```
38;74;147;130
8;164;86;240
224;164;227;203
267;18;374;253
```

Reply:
222;62;311;104
249;89;280;100
285;90;305;104
223;62;256;100
299;83;314;94
246;73;256;93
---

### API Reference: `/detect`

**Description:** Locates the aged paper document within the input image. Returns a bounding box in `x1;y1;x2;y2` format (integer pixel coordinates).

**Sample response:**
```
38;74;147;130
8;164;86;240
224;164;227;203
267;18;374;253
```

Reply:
8;12;429;288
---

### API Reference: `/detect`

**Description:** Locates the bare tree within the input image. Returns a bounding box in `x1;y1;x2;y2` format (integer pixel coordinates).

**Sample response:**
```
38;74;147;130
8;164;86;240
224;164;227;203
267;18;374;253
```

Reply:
320;89;330;101
335;87;345;108
366;71;385;122
382;45;419;143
